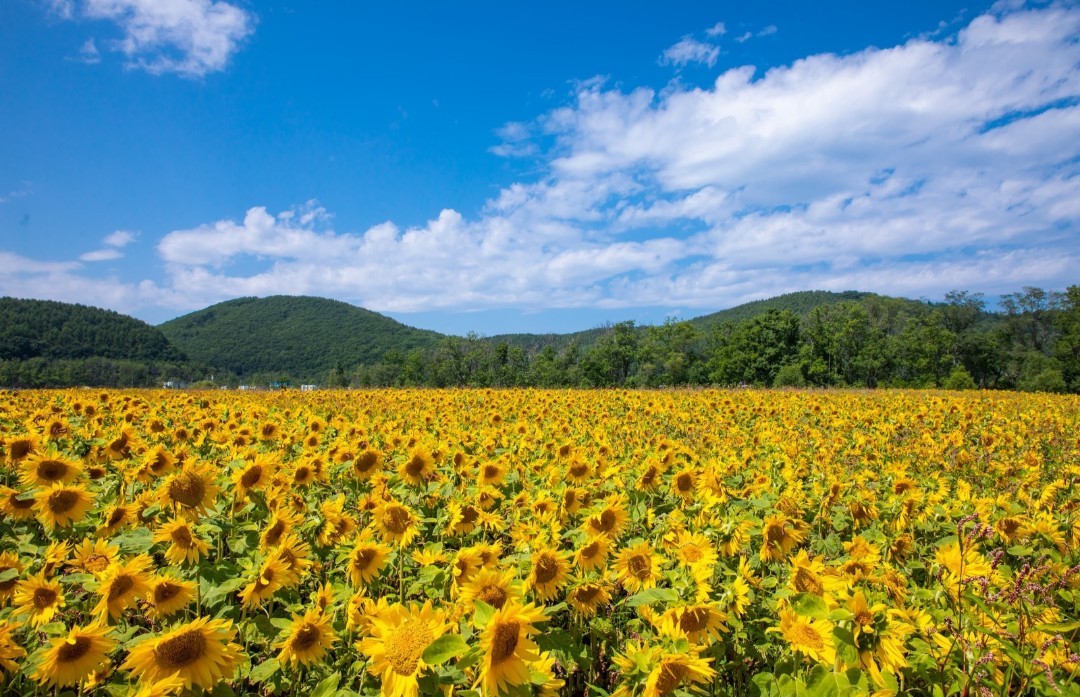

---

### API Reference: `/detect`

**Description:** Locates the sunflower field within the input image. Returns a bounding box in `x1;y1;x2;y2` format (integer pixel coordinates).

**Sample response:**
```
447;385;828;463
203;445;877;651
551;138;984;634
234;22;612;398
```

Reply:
0;388;1078;697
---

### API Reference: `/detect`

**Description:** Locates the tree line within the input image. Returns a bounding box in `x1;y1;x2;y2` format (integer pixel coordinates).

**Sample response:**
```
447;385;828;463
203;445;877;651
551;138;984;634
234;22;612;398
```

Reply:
341;286;1080;392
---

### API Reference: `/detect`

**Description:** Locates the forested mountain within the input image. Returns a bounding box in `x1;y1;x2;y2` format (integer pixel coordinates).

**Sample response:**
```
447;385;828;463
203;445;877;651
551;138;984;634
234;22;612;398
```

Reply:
0;297;185;361
158;296;442;381
0;297;199;387
2;288;1077;392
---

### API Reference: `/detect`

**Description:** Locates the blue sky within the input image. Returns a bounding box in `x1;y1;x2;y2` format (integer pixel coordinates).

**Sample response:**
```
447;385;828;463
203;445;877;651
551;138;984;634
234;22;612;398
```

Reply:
1;0;1078;335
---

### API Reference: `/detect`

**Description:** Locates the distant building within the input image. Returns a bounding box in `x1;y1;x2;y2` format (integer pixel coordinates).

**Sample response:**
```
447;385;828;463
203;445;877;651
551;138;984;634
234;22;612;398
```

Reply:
301;384;318;392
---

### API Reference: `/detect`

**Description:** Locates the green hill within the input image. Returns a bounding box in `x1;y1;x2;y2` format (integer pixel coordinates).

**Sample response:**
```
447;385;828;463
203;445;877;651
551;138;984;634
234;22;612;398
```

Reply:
0;297;185;362
687;290;878;329
158;296;442;380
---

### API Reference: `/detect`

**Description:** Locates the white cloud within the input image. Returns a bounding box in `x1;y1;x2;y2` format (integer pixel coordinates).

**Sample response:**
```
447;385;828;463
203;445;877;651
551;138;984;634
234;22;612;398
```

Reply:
7;2;1080;322
706;22;726;37
79;249;123;262
103;230;136;247
54;0;253;77
43;0;76;20
79;230;138;262
78;38;101;63
0;182;32;204
660;37;720;68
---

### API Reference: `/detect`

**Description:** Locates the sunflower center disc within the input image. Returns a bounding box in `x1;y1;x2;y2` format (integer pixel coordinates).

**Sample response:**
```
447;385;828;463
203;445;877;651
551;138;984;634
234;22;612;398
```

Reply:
490;620;520;664
154;629;207;669
386;620;432;676
57;636;91;663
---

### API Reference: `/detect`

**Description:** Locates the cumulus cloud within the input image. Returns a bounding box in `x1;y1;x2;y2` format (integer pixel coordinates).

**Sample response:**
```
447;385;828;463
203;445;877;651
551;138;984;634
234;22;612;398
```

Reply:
51;0;253;77
7;2;1080;321
706;22;726;37
80;229;138;262
660;36;720;68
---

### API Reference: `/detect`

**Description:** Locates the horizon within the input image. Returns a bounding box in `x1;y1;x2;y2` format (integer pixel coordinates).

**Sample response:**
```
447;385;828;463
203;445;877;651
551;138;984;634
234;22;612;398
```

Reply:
2;1;1078;336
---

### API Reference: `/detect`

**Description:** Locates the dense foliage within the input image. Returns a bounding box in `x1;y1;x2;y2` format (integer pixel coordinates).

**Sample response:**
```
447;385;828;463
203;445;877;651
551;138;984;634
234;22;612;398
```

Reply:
158;296;441;381
351;287;1080;393
0;298;199;389
0;298;185;363
0;388;1077;696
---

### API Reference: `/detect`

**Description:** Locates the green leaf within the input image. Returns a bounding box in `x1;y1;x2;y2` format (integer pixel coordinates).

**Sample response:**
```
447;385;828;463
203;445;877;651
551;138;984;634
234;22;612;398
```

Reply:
0;568;18;583
790;592;829;619
1035;620;1080;633
831;626;860;665
624;587;679;607
248;658;280;683
422;634;469;666
473;600;495;627
309;673;340;697
114;527;153;554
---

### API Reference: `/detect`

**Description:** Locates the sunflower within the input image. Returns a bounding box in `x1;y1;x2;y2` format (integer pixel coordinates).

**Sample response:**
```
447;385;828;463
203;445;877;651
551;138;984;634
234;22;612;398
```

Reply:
642;649;716;697
21;452;81;488
475;601;549;697
670;530;718;570
567;580;612;617
787;549;845;599
759;513;809;563
141;444;177;480
372;499;420;547
12;570;65;627
477;460;507;487
275;608;338;667
531;653;566;697
71;538;121;577
353;447;383;480
526;547;572;601
272;532;312;587
720;575;752;619
122;616;242;690
259;509;298;549
159;462;218;517
671;466;698;503
613;541;665;593
565;455;592;483
347;533;392;588
146;575;197;618
357;600;451;697
636;459;666;492
660;603;727;645
842;590;911;687
575;536;611;572
103;427;138;460
41;415;72;441
771;608;836;665
35;623;116;687
94;554;153;621
97;500;135;537
3;433;40;463
239;556;289;608
317;496;358;548
232;454;276;497
0;486;37;520
399;446;435;486
36;482;95;530
460;567;521;612
154;517;210;566
42;540;70;575
128;674;187;697
348;594;391;636
582;497;630;539
0;620;26;674
446;500;483;535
